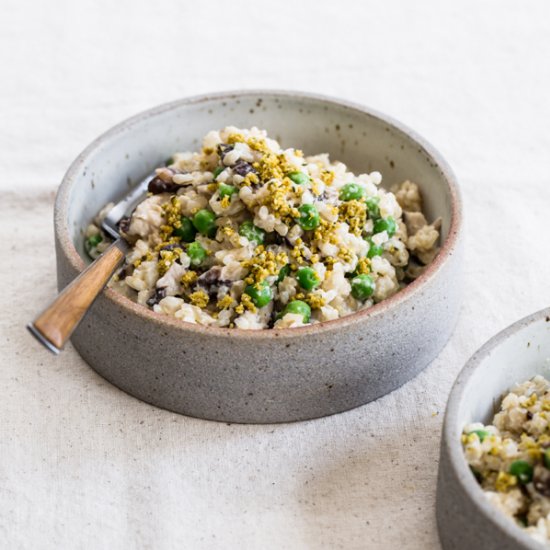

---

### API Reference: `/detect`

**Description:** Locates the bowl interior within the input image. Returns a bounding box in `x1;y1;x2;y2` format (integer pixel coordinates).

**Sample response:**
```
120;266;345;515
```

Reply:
62;91;455;260
453;312;550;427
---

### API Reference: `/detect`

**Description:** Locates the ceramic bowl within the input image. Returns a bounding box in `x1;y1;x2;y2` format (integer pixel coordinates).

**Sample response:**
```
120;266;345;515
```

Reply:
437;308;550;549
55;90;462;423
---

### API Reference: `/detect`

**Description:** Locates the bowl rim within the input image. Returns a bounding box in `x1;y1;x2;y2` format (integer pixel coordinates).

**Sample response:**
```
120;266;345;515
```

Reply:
442;307;550;549
55;89;463;339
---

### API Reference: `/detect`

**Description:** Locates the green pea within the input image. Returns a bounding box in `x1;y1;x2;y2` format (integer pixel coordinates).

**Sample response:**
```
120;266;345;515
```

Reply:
288;171;309;185
173;217;197;242
297;204;320;231
192;209;217;237
245;281;273;308
351;274;375;301
165;157;174;166
219;183;237;198
469;429;490;442
187;241;207;266
238;220;265;245
366;239;383;259
85;234;102;250
544;449;550;469
373;216;397;237
277;264;290;283
509;460;533;484
339;183;365;201
280;300;311;323
365;196;380;219
297;267;320;290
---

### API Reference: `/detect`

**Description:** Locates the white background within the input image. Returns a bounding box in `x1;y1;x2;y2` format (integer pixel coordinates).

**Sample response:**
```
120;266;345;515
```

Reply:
1;1;550;548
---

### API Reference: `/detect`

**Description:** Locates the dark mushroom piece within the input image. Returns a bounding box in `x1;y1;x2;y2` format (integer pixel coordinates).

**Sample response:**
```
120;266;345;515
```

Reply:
232;159;257;177
147;176;180;195
117;216;131;234
146;287;167;307
217;143;234;162
197;266;222;287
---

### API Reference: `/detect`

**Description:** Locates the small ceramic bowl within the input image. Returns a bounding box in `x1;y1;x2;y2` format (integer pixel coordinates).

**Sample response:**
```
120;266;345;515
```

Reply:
55;90;462;423
437;308;550;549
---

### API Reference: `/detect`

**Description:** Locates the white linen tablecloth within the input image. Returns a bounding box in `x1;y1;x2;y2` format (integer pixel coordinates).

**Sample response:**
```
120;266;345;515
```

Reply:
2;1;550;548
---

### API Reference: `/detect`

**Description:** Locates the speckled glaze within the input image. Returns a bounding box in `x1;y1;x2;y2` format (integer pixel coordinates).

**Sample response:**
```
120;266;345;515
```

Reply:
437;308;550;549
55;90;462;423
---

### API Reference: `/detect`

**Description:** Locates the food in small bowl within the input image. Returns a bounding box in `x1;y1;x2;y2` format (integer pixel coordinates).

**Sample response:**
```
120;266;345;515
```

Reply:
55;91;462;422
463;375;550;544
86;127;441;330
437;308;550;550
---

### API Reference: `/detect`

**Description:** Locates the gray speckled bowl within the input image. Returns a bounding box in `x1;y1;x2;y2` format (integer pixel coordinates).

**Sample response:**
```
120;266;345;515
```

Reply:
55;90;462;423
437;308;550;549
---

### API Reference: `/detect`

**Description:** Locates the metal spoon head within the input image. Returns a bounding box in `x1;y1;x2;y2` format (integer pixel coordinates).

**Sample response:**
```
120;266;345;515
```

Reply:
101;173;152;239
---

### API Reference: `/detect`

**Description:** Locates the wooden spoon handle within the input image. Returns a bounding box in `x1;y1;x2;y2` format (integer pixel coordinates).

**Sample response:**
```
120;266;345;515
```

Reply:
28;239;127;354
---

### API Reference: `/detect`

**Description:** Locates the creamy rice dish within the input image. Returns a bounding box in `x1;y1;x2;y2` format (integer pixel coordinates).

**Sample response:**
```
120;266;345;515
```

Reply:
463;375;550;544
86;127;440;329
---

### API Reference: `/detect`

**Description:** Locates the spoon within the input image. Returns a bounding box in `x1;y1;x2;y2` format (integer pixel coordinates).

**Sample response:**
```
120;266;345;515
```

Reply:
27;173;153;354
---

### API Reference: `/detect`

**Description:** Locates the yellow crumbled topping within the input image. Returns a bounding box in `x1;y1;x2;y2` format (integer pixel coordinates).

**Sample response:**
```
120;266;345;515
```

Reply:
310;179;321;196
495;471;518;492
523;393;538;408
227;133;245;144
339;200;367;235
305;293;325;309
356;257;371;275
261;178;294;217
320;170;335;186
217;295;235;310
257;153;285;182
220;195;231;209
158;248;183;276
133;251;155;268
189;290;209;308
181;270;198;287
246;136;270;153
290;244;306;265
159;224;174;241
162;196;182;227
154;237;181;252
489;446;501;456
337;247;354;264
243;172;259;186
313;219;338;245
294;185;305;198
241;293;257;313
519;434;543;460
241;248;282;283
